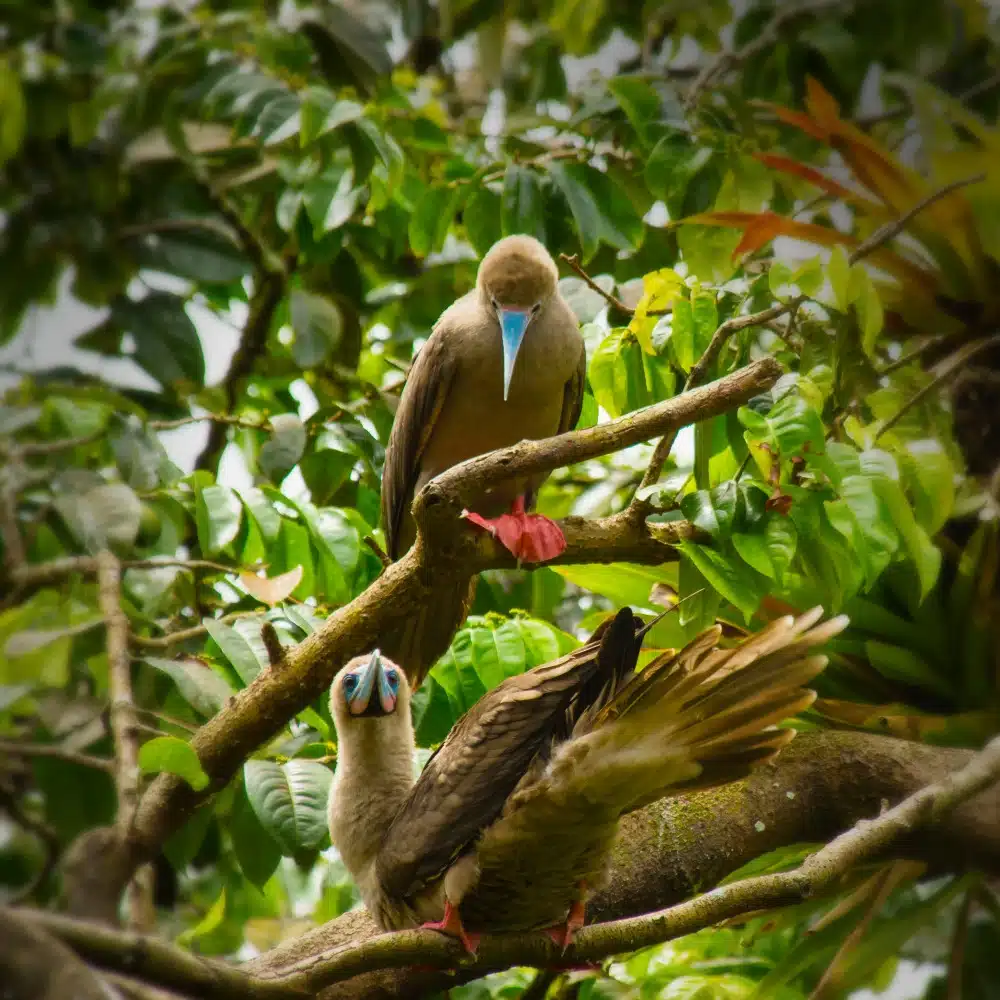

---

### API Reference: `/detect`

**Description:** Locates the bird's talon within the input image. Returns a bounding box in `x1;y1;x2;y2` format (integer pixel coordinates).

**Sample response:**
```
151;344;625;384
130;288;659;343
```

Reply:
420;901;480;955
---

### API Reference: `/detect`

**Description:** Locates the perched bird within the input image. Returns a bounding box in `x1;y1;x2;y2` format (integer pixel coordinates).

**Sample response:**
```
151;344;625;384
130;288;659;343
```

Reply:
379;235;587;687
328;606;848;953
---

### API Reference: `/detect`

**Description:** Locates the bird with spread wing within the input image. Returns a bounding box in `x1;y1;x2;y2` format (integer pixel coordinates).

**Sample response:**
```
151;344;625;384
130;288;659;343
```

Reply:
327;605;848;953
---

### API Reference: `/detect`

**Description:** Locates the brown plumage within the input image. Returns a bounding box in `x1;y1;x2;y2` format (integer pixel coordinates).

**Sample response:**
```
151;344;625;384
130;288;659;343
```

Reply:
327;606;848;951
379;235;586;688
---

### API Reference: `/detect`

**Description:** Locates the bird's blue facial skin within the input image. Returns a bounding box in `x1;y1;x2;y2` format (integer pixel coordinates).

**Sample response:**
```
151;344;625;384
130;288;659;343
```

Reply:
345;651;398;716
498;307;531;401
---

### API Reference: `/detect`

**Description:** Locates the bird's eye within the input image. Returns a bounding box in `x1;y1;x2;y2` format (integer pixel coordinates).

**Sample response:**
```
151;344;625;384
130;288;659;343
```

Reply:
385;669;399;691
342;674;358;693
531;303;541;315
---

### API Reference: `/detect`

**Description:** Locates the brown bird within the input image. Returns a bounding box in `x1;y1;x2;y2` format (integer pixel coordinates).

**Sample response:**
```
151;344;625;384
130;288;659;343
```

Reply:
379;235;587;687
327;606;848;953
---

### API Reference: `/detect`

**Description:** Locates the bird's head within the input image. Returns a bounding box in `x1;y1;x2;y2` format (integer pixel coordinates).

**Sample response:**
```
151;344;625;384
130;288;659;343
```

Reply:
330;650;410;726
476;235;559;400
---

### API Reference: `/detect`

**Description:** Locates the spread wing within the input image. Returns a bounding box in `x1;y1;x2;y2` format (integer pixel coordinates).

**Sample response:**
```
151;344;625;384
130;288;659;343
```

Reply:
375;608;643;901
381;326;459;560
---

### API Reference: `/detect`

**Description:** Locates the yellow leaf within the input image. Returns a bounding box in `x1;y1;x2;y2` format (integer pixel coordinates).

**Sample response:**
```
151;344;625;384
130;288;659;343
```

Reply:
628;267;683;354
239;566;304;606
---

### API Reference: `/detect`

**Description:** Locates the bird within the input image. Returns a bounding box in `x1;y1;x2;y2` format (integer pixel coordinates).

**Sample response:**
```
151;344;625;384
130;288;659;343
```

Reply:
379;234;587;688
327;605;848;954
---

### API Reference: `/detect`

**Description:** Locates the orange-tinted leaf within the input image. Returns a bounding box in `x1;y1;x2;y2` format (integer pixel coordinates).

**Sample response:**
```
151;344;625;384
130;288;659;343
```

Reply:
239;565;304;606
767;104;830;141
734;213;789;256
683;211;935;290
804;75;842;129
814;697;998;744
752;153;889;215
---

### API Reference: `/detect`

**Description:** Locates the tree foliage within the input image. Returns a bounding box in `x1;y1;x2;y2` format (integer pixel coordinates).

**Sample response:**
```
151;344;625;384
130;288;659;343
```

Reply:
2;1;1000;998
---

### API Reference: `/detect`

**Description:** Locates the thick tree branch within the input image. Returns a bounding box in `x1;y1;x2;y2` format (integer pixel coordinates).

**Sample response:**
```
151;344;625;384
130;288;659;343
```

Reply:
245;730;1000;999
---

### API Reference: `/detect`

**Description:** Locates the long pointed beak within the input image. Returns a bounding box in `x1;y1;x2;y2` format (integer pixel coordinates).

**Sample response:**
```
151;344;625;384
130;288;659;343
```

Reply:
348;650;385;716
498;308;531;401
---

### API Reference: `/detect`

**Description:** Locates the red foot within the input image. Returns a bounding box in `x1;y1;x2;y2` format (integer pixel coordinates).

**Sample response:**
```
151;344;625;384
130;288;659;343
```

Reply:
421;900;481;955
462;496;566;564
541;887;587;953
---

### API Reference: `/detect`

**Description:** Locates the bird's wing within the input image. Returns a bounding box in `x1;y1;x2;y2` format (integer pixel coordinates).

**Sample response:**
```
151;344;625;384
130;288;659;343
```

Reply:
457;609;847;931
558;339;588;435
375;608;642;901
381;325;459;560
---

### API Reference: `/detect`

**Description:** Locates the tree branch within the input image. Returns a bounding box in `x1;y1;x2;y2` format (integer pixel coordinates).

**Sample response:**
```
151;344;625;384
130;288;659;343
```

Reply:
10;556;241;592
97;550;154;931
558;253;637;315
0;739;115;773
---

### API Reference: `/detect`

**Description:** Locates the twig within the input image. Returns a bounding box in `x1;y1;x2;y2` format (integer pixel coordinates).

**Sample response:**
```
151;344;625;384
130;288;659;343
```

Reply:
875;333;1000;441
848;173;987;266
635;302;798;494
559;254;634;314
129;611;258;650
363;534;391;569
946;886;974;1000
149;414;271;432
0;740;115;773
260;622;285;667
96;550;154;932
685;0;849;111
1;431;105;458
13;908;307;1000
11;556;240;592
259;733;1000;991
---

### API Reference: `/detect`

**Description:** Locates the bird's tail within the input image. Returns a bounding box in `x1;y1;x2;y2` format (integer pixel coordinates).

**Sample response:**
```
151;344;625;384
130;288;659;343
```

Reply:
465;607;848;930
380;575;478;689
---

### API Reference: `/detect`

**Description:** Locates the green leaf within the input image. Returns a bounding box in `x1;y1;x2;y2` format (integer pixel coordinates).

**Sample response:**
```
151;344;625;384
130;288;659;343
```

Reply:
670;298;696;371
301;7;392;93
897;439;955;534
501;165;545;241
230;777;282;886
299;89;363;145
163;805;213;870
303;168;361;236
244;759;333;855
195;483;243;555
849;265;885;355
865;639;951;698
258;413;307;483
134;227;250;285
872;477;941;600
138;736;209;791
827;245;851;310
607;76;661;147
203;618;266;686
141;656;235;718
719;843;821;885
409;184;461;256
239;487;281;542
677;541;768;621
0;57;26;168
290;289;343;368
87;293;205;388
463;187;503;256
548;162;602;262
177;889;227;948
552;564;671;610
691;290;719;355
253;93;302;146
645;133;701;201
680;482;739;539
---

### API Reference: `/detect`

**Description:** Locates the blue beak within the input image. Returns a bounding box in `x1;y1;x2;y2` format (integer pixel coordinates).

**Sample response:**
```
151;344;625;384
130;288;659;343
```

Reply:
348;650;385;716
498;308;531;402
